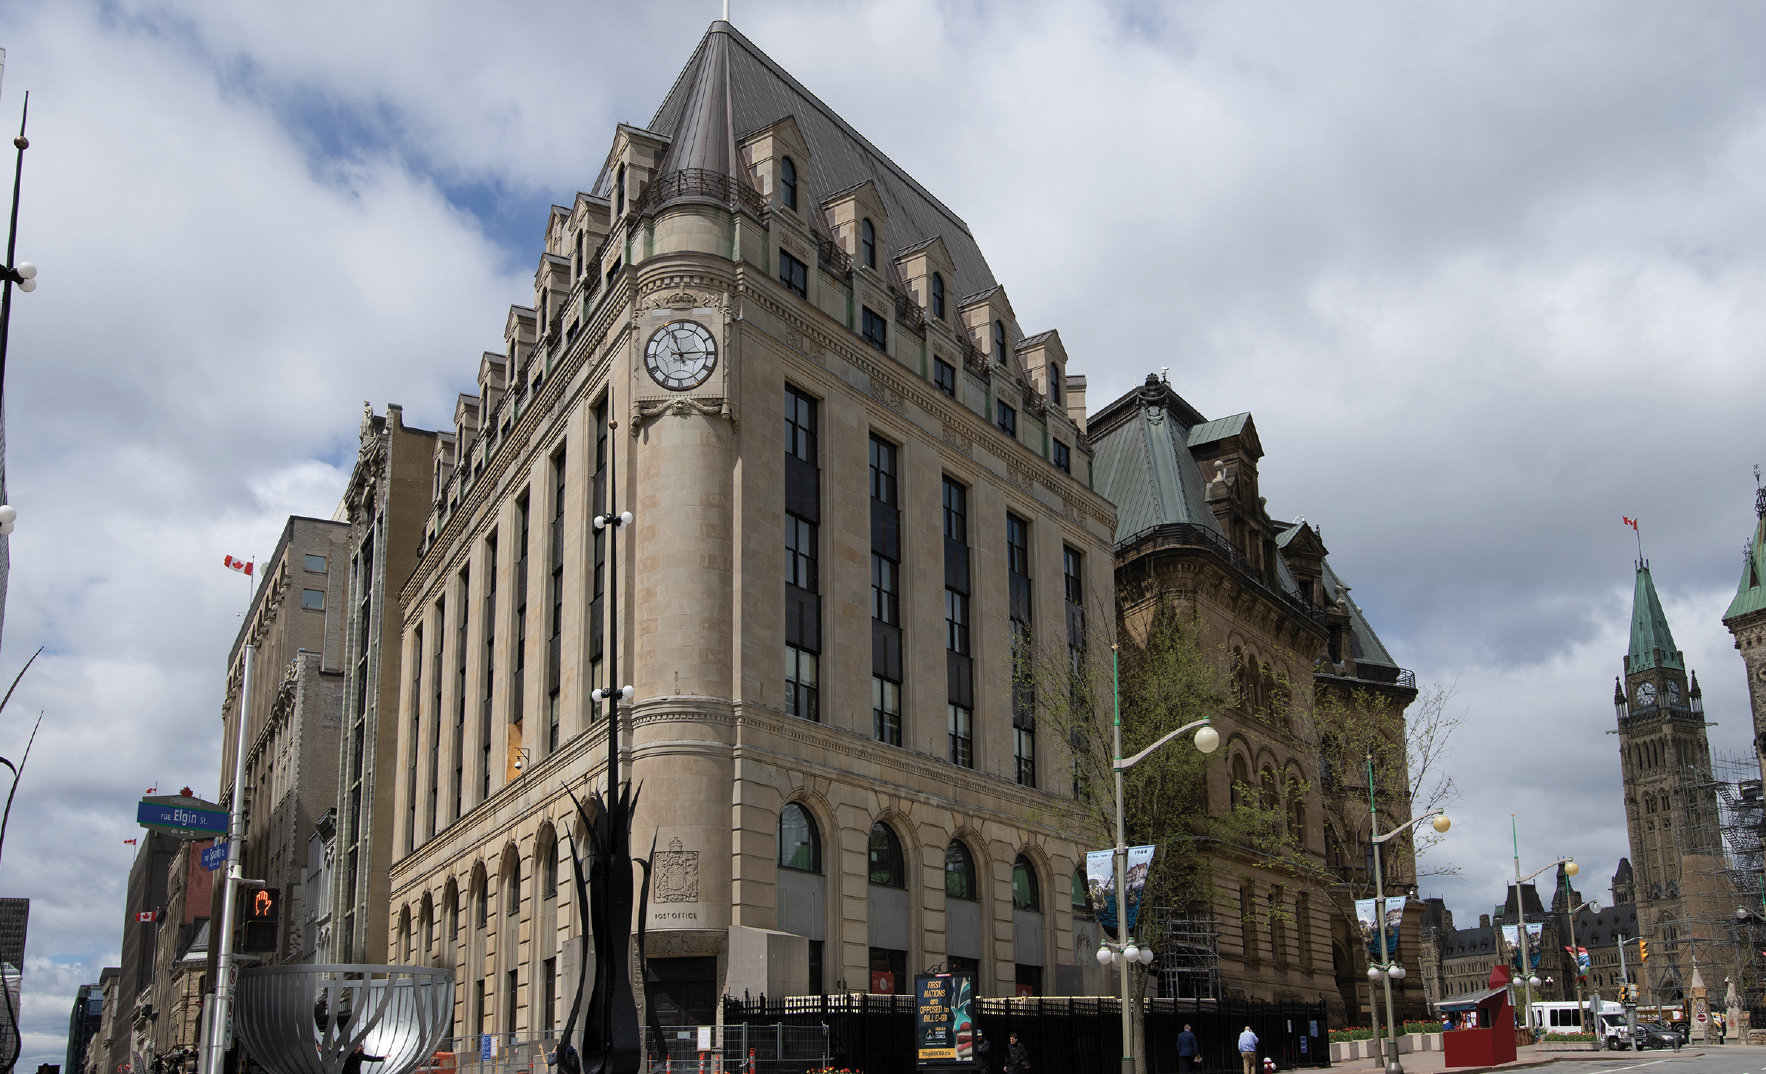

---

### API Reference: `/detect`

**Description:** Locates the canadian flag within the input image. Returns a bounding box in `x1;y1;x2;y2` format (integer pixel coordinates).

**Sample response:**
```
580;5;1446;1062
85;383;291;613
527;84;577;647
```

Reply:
136;910;158;923
223;555;253;576
1623;516;1639;531
123;838;138;846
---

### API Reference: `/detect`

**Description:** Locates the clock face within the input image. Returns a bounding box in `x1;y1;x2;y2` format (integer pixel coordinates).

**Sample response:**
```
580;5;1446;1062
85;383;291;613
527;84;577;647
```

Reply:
1635;681;1657;707
1668;681;1681;705
645;320;718;391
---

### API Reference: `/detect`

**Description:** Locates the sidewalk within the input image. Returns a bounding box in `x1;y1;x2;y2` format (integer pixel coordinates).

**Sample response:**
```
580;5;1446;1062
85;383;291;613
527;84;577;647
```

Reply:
1330;1045;1710;1074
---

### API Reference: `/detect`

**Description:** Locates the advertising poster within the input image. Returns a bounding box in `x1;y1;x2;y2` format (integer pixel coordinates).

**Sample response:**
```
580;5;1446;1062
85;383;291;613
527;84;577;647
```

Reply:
915;973;975;1067
1085;846;1156;933
1355;897;1403;958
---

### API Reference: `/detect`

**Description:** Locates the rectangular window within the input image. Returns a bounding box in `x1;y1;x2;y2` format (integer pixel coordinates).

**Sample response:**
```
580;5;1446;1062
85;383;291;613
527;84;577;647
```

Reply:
429;598;443;837
549;447;566;750
861;306;887;349
1008;513;1034;788
870;435;903;747
480;532;497;803
453;567;469;822
808;940;824;995
513;496;529;730
407;624;422;852
1047;364;1064;407
1063;547;1084;606
786;516;818;591
785;646;819;722
1052;439;1070;474
779;250;808;298
541;958;557;1037
589;403;609;729
996;401;1017;436
873;676;901;747
304;554;327;572
944;478;973;768
504;969;517;1035
302;588;325;610
933;357;957;398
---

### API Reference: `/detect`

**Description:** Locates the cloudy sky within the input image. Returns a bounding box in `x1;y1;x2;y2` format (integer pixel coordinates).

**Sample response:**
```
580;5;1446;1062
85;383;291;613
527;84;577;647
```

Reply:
2;0;1765;1061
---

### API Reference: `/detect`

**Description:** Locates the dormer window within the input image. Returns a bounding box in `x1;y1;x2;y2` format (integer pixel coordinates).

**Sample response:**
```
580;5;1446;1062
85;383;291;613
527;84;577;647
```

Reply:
931;273;946;320
1048;364;1063;406
616;163;626;217
861;219;877;268
993;320;1009;365
780;157;798;211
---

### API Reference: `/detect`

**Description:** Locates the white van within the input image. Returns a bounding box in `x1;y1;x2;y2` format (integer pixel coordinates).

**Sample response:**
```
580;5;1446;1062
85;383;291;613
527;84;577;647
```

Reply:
1528;1000;1627;1047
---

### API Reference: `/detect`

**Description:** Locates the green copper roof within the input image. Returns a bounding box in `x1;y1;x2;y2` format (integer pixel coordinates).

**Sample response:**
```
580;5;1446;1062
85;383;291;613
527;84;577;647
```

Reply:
1627;564;1684;673
1723;509;1766;624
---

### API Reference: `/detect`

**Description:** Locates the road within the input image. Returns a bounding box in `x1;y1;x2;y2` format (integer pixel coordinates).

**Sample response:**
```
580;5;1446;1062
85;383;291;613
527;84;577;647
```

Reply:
1534;1050;1759;1074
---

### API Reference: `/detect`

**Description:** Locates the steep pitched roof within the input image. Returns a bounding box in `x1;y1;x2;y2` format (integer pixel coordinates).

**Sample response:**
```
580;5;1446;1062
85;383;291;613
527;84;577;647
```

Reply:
1627;564;1684;672
1321;560;1399;669
1724;499;1766;623
630;21;1002;300
1089;405;1219;543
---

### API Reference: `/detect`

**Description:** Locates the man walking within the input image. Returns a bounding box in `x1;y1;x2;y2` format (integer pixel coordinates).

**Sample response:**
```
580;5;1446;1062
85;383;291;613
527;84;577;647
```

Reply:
1238;1025;1259;1074
1177;1024;1199;1074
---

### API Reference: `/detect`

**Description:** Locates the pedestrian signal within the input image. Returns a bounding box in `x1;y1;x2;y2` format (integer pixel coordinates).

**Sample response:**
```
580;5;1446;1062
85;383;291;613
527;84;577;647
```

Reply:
237;886;280;952
1639;940;1649;961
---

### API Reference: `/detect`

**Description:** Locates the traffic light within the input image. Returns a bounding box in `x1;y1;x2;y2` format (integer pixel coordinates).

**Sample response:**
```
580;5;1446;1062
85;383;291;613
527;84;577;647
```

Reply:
238;886;279;952
1639;940;1649;962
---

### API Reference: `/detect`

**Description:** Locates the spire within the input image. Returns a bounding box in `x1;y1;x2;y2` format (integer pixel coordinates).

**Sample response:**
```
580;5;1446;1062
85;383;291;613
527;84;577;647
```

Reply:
1627;563;1684;673
654;22;738;181
1723;478;1766;624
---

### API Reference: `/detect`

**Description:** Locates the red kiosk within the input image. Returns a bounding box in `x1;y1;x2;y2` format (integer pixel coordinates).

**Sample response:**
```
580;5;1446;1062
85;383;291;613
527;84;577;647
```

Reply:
1439;965;1518;1067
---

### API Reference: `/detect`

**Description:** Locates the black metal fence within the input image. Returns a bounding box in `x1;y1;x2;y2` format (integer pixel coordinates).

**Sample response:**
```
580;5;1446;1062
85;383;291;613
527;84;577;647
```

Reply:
722;995;1329;1074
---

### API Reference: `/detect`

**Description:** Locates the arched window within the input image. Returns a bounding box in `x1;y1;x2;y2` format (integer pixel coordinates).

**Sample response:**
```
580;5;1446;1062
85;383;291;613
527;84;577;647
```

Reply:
1072;867;1089;913
616;162;627;217
543;833;559;898
780;157;798;210
780;803;821;873
868;822;904;887
1260;767;1278;812
505;862;520;917
1231;754;1250;807
475;875;488;930
1012;856;1040;910
993;320;1008;364
945;842;977;900
1288;779;1306;837
931;273;946;320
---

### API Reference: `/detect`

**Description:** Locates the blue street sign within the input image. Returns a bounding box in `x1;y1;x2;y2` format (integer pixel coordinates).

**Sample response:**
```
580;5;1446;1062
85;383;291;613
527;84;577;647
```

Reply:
201;841;229;871
480;1036;493;1061
137;801;228;836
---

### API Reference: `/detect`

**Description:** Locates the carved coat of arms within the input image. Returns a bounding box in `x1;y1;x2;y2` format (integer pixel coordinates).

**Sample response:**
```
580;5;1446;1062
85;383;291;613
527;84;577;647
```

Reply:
653;837;700;903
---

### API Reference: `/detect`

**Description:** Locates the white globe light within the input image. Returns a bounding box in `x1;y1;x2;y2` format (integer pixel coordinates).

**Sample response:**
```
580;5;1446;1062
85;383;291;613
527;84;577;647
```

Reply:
1432;814;1451;833
1528;976;1542;989
16;278;33;293
15;262;35;280
1194;725;1220;754
1367;966;1384;981
1138;946;1155;965
0;505;16;525
619;510;634;526
1390;965;1406;980
1122;944;1139;963
621;685;635;702
591;688;604;703
1589;901;1601;914
0;522;13;536
1096;946;1113;967
592;515;606;531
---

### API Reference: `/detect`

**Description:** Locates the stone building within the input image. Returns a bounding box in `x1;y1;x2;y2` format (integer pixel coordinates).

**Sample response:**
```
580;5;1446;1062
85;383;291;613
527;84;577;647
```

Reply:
383;18;1120;1044
1086;377;1421;1024
89;966;119;1074
1614;560;1730;1002
1723;486;1766;796
113;833;175;1074
146;839;213;1074
211;515;351;966
328;404;436;963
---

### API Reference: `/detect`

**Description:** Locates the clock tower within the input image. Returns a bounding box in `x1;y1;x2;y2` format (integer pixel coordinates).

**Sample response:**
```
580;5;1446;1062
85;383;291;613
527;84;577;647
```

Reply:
1614;559;1723;1002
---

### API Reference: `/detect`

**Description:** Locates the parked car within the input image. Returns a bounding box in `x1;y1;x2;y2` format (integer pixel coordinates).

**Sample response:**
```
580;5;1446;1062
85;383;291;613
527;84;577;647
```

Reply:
1633;1023;1680;1049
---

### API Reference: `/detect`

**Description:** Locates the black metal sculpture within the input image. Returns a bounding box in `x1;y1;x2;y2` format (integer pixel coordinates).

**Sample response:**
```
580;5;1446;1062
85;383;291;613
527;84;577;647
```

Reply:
549;411;650;1074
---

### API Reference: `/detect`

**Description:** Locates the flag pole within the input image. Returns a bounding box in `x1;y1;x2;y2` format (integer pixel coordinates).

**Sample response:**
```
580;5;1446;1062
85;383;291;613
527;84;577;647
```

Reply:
203;563;256;1074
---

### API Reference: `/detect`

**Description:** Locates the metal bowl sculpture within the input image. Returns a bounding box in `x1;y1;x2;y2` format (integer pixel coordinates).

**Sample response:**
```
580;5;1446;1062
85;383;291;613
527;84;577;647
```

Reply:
236;965;453;1074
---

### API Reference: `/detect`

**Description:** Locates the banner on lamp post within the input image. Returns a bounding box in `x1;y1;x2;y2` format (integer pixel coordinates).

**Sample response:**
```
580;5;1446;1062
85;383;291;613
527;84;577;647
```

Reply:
1086;845;1155;935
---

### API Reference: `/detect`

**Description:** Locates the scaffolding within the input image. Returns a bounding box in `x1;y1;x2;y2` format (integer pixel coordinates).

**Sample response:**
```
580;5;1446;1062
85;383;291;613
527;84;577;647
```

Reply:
1159;912;1223;1000
1659;748;1763;1007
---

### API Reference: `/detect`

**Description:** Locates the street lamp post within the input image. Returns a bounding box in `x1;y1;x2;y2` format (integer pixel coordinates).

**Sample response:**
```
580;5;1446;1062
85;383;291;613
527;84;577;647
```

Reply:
1103;643;1219;1074
1565;899;1600;1029
1506;820;1577;1043
1362;752;1451;1074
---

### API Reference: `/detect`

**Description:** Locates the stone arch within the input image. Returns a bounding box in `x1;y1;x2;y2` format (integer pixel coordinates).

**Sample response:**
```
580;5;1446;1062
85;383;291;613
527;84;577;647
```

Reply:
419;891;436;966
866;815;913;994
397;904;413;964
1009;848;1050;996
441;876;462;969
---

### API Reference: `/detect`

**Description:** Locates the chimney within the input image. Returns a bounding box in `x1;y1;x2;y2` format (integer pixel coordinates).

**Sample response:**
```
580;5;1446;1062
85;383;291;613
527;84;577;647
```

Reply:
1066;374;1088;434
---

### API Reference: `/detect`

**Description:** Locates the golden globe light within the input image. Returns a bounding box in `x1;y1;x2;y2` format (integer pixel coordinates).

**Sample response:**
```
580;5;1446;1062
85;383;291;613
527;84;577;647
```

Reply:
1432;814;1451;834
1566;860;1579;877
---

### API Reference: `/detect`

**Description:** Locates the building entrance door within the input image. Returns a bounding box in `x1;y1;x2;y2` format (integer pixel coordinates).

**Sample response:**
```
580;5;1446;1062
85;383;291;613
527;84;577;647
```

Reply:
645;955;718;1026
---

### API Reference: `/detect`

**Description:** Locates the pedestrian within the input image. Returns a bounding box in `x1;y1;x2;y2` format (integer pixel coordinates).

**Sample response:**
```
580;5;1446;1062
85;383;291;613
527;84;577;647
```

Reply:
1007;1031;1031;1074
1238;1025;1259;1074
974;1028;993;1074
341;1045;385;1074
1177;1023;1200;1074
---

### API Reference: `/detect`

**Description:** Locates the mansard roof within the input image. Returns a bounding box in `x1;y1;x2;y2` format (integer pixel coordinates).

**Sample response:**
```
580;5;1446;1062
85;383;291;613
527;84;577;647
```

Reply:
621;21;1000;297
1627;563;1684;673
1088;385;1219;544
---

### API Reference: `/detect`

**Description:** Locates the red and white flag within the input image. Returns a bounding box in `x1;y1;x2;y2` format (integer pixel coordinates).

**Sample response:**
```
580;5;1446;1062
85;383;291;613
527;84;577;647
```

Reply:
136;910;158;923
122;838;138;846
1623;516;1639;531
144;784;157;795
223;555;253;576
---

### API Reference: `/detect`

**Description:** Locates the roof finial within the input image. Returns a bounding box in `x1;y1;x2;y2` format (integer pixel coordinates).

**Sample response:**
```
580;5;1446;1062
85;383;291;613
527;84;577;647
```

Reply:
1755;464;1764;518
723;0;730;21
1623;515;1643;567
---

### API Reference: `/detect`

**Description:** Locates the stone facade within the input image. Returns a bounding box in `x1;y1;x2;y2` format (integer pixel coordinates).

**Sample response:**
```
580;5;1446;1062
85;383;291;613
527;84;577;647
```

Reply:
329;404;436;963
212;515;351;966
146;839;213;1074
1724;488;1766;806
384;20;1118;1044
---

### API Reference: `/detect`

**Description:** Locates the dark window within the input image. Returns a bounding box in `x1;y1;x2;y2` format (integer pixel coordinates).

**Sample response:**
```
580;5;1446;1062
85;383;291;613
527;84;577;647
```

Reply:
996;400;1016;436
1072;867;1088;913
868;823;905;887
779;803;821;872
541;957;557;1034
785;646;819;722
588;403;608;725
779;250;808;298
944;478;974;768
784;385;822;725
481;532;497;802
513;496;529;731
787;515;818;591
861;218;876;268
548;447;566;749
616;162;626;216
785;388;817;463
933;357;957;397
780;157;798;210
1007;515;1030;578
945;842;977;901
302;589;325;610
994;320;1009;365
1009;514;1034;788
1052;440;1070;474
861;306;887;350
429;599;443;837
931;272;946;320
870;435;902;747
407;624;422;852
1048;364;1063;407
873;676;901;747
1064;547;1083;605
453;566;468;821
305;554;327;572
1013;856;1040;910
